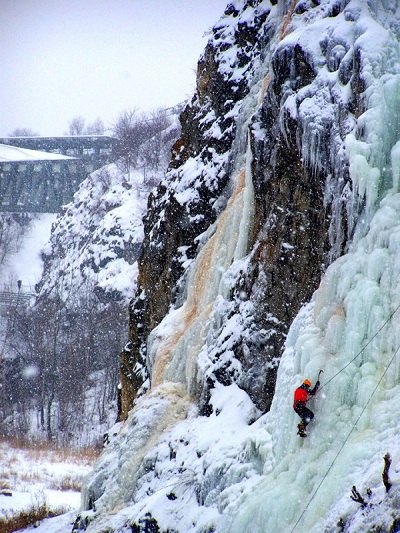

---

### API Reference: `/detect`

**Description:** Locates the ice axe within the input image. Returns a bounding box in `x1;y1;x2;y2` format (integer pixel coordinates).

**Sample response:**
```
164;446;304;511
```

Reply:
317;369;324;389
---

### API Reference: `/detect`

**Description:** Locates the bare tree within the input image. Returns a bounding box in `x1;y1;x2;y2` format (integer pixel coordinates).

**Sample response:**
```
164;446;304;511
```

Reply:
8;128;39;137
66;116;86;136
140;107;179;180
1;277;124;445
65;116;105;137
112;107;145;170
0;213;31;267
111;106;178;175
85;118;105;135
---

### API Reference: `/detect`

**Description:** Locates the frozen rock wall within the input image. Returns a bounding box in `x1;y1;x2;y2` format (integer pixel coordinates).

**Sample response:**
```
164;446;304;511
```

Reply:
80;1;400;532
122;0;389;415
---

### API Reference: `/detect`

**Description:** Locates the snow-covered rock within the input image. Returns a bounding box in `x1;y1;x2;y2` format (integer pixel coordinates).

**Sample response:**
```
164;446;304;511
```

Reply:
79;1;400;532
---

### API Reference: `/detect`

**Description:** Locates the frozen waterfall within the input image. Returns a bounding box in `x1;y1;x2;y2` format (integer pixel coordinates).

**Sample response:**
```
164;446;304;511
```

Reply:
147;142;255;394
81;2;400;532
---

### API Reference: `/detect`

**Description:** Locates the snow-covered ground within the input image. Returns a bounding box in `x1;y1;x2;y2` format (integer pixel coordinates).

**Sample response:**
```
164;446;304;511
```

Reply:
0;144;74;162
0;440;97;533
0;213;56;289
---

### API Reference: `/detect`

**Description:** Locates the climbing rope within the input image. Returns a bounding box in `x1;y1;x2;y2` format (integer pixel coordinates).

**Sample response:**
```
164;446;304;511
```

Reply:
290;339;400;533
320;300;400;390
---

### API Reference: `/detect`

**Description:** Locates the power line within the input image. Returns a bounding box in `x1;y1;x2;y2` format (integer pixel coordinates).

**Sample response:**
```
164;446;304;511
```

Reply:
290;341;400;532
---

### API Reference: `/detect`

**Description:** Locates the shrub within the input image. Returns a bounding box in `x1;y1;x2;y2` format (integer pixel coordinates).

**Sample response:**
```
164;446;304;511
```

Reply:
0;492;69;533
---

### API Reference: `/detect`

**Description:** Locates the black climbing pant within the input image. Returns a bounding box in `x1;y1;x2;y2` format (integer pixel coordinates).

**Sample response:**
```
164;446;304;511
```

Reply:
294;402;314;427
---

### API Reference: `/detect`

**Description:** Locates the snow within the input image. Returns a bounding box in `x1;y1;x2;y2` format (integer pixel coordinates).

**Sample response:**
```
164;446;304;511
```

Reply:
0;213;56;289
37;164;148;305
3;0;400;533
0;440;95;533
15;1;400;532
17;512;79;533
0;144;75;162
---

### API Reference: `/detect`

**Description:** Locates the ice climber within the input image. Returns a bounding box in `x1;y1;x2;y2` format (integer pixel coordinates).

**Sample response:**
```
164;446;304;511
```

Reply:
293;376;320;438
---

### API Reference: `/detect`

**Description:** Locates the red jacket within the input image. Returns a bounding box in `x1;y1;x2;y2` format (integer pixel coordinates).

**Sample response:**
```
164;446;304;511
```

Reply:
293;382;319;408
294;386;309;403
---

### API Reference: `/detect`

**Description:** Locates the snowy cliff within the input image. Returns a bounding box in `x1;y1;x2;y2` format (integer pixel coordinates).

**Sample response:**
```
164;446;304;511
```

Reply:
79;1;400;532
17;112;181;447
37;111;181;305
37;164;147;305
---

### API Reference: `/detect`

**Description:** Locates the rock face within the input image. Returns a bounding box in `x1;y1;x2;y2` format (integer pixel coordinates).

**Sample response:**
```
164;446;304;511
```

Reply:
81;1;400;532
121;0;273;415
121;0;361;415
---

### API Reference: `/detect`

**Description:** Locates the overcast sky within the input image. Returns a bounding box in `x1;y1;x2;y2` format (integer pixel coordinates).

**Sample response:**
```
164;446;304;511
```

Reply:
1;0;227;137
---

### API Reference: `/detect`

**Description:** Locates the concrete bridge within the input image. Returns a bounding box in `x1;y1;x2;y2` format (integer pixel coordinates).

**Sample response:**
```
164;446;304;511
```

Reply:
0;136;117;213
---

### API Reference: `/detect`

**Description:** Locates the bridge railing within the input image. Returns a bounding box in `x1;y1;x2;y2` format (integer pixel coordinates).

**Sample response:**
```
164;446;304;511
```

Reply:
0;287;36;314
